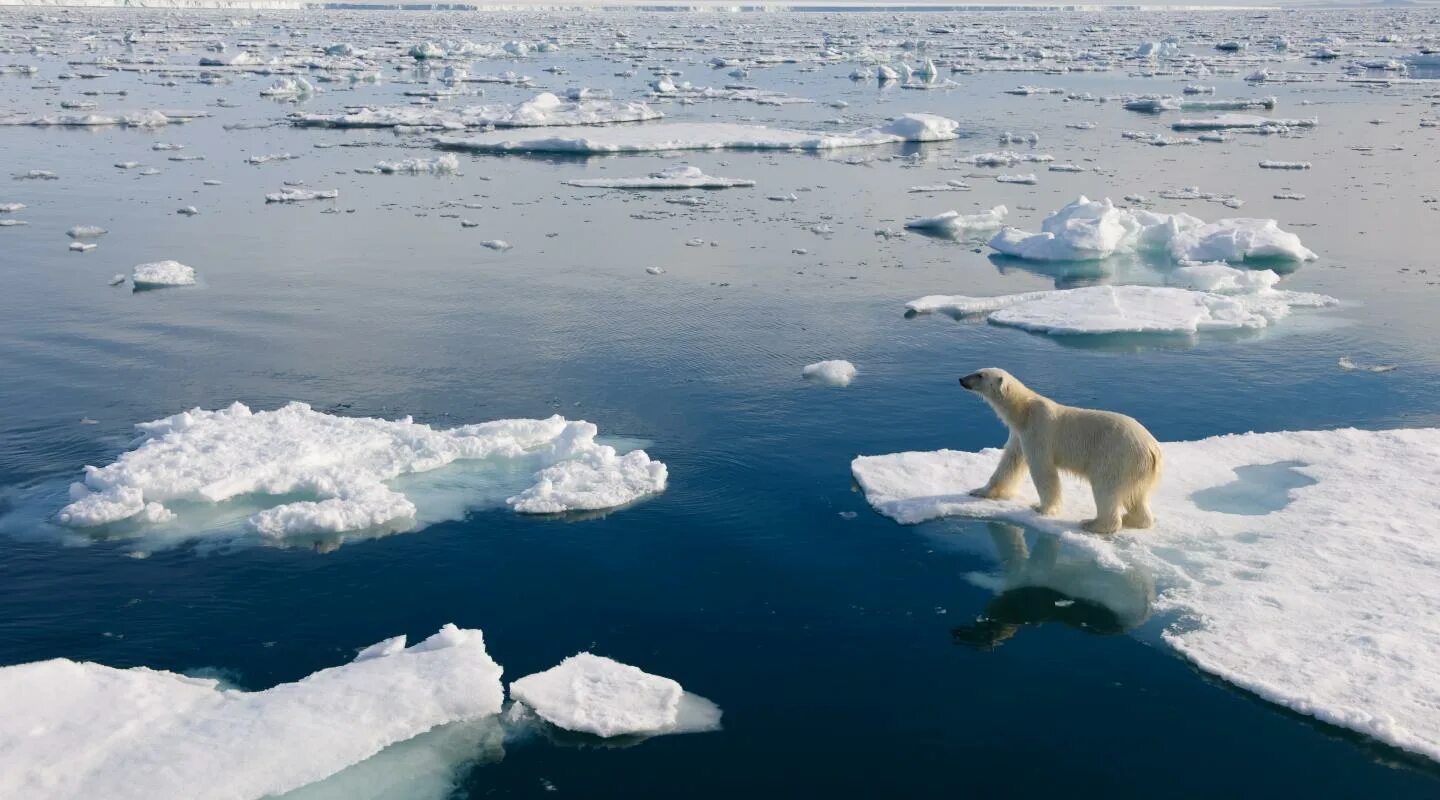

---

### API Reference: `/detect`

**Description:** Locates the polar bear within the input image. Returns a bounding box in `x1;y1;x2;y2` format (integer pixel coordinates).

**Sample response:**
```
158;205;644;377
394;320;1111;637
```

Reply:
959;368;1162;534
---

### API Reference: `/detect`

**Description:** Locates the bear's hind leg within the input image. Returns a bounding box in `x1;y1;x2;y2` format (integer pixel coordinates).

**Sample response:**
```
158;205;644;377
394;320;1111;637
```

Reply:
1122;500;1154;529
1082;483;1123;534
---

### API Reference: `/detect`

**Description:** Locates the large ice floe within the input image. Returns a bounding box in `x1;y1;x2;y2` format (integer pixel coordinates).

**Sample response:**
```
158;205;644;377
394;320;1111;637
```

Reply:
56;402;667;540
851;427;1440;762
906;264;1335;336
433;114;959;155
564;165;754;190
0;625;506;800
291;92;662;131
988;196;1317;263
509;653;722;739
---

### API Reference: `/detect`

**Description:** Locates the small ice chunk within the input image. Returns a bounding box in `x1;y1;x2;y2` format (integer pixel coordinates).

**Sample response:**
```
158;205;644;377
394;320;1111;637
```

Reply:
802;360;858;387
1259;160;1311;170
69;242;96;253
565;165;753;190
66;225;107;239
904;205;1008;239
265;188;338;203
131;260;196;288
374;154;460;175
1338;357;1397;373
510;653;717;738
480;240;511;251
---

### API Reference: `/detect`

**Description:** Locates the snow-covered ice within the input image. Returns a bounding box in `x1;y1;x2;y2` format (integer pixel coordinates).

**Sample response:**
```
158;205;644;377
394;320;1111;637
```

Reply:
852;427;1440;762
57;402;667;538
434;114;958;155
0;624;505;800
509;653;721;738
373;154;460;175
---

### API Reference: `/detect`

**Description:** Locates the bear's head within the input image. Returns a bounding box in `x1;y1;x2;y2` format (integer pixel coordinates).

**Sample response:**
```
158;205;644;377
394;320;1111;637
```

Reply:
959;368;1015;398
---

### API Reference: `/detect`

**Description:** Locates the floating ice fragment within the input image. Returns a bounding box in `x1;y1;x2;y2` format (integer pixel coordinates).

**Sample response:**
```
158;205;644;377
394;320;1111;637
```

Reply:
1259;160;1312;170
57;402;665;537
266;188;338;203
802;360;857;387
374;154;460;175
0;625;504;800
904;205;1008;239
292;93;661;130
131;260;196;288
510;653;719;738
1338;357;1397;373
480;240;511;251
851;427;1440;762
66;225;107;239
434;114;959;155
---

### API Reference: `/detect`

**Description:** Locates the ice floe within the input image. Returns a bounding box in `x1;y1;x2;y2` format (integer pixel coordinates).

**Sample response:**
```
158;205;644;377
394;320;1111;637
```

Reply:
988;197;1317;264
852;427;1440;762
906;265;1335;336
373;154;460;175
565;165;754;190
130;260;196;288
265;188;338;203
0;625;505;800
57;402;667;539
509;653;721;739
434;114;959;155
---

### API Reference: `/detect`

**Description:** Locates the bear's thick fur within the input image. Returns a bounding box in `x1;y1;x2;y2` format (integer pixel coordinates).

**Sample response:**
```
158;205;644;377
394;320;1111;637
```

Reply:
960;368;1162;534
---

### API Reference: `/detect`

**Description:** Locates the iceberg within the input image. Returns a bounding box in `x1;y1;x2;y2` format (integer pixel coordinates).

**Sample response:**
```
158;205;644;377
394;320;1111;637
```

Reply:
57;402;667;538
433;114;959;155
851;427;1440;763
0;625;505;800
988;197;1317;263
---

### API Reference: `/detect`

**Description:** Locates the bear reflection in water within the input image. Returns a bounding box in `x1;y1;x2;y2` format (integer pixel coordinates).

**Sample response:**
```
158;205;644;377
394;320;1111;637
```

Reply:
952;523;1156;651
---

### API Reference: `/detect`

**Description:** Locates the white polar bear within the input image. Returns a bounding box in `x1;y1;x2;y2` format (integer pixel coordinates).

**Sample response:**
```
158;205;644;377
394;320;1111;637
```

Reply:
959;368;1162;534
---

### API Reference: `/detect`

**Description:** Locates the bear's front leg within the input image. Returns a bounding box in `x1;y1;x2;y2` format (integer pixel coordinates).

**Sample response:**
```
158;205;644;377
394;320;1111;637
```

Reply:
1027;458;1062;517
971;435;1026;500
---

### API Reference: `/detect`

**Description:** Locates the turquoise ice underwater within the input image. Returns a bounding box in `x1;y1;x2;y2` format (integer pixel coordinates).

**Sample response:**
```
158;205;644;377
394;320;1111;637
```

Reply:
2;5;1440;798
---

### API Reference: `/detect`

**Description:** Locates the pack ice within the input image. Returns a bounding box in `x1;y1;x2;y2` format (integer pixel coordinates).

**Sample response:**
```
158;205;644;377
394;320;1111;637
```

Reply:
851;427;1440;762
989;197;1317;263
906;265;1336;336
56;402;667;538
0;625;505;800
433;114;958;155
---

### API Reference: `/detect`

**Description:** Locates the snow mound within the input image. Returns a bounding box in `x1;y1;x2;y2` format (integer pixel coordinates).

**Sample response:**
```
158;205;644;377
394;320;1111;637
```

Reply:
292;93;662;130
131;260;196;288
434;114;959;155
0;625;504;800
565;165;754;190
851;427;1440;763
905;205;1008;238
510;653;721;738
57;402;667;537
989;196;1317;263
802;359;857;387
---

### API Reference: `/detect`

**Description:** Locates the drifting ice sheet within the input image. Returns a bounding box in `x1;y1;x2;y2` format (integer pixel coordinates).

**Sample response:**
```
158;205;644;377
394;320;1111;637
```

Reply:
510;653;721;738
434;114;959;154
851;428;1440;763
906;269;1335;336
989;196;1317;263
57;402;667;537
0;625;505;800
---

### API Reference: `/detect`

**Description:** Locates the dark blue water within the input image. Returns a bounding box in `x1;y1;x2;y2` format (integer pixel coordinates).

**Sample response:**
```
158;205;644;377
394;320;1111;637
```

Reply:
2;7;1440;797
